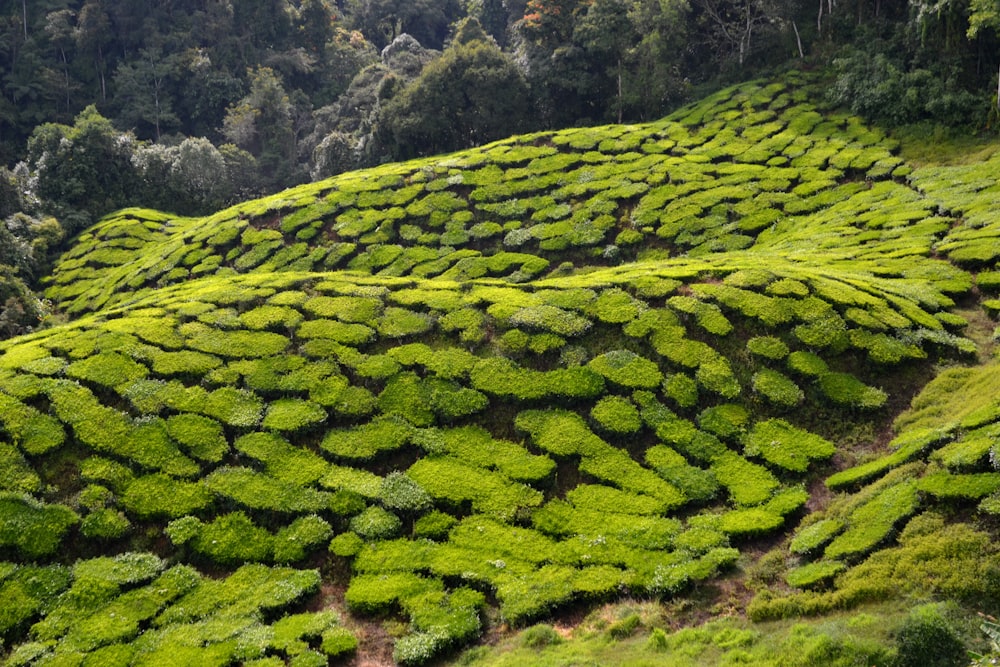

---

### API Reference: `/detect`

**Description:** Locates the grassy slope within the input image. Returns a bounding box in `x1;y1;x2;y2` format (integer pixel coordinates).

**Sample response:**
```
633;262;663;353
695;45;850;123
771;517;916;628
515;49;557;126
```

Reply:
3;72;1000;665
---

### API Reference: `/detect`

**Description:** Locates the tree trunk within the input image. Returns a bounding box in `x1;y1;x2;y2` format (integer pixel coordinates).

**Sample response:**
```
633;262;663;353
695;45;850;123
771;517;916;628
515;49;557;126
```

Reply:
21;0;27;39
817;0;823;35
792;21;804;58
617;57;623;124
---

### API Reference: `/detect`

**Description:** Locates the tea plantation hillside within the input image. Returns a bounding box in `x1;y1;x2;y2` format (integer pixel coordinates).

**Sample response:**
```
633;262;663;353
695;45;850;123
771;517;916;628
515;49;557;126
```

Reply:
3;73;1000;666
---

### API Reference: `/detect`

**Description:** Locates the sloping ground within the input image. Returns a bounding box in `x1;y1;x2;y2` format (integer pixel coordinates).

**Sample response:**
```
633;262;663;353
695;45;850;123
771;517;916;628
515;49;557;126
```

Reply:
2;74;1000;666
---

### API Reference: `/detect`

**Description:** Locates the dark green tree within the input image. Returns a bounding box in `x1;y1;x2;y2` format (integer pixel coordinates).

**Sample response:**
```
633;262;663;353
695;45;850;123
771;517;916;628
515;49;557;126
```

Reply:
112;46;181;140
347;0;464;49
223;66;300;188
26;104;137;233
379;19;533;158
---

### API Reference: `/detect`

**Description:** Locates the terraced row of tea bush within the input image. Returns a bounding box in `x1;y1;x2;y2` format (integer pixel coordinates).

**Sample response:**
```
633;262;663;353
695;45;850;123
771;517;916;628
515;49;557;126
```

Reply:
4;74;1000;665
43;72;933;318
749;354;1000;620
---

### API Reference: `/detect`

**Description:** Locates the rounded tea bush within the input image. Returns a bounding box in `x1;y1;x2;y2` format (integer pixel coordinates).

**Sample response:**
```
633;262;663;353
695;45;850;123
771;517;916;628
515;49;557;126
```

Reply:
262;398;328;432
590;395;642;434
350;506;402;541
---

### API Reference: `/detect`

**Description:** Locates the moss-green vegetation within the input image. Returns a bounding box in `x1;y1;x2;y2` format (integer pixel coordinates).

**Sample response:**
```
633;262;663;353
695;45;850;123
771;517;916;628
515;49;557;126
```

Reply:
4;75;1000;666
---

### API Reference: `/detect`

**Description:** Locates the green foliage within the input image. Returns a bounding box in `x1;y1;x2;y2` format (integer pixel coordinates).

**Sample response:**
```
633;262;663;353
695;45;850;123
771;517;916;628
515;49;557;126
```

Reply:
470;358;605;401
262;399;328;432
789;519;845;556
122;474;213;519
350;506;403;541
751;369;804;408
818;373;887;409
744;419;835;472
894;603;968;667
746;336;789;360
823;481;920;560
590;395;643;434
784;561;846;589
0;494;78;558
588;350;663;389
322;415;413;460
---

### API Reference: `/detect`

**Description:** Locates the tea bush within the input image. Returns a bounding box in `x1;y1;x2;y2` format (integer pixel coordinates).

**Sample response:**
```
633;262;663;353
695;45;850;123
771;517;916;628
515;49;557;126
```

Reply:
204;467;330;513
0;494;79;558
751;369;804;408
588;350;663;389
262;398;328;432
744;419;835;472
590;395;643;434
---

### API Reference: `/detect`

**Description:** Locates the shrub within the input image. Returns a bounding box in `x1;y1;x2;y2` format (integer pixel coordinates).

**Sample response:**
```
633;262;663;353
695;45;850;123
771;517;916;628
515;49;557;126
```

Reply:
121;474;213;519
409;456;544;519
0;394;65;455
0;443;40;494
521;623;562;648
191;512;274;564
470;357;605;400
201;386;265;427
662;373;699;408
204;467;330;513
350;506;403;541
917;471;1000;500
149;350;222;377
297;319;375;344
321;465;382;500
0;494;78;558
165;414;229;463
330;532;365;557
667;296;733;336
509;305;592;337
380;472;433;512
751;369;804;408
588;350;663;389
786;351;828;376
824;481;919;560
413;511;458;540
377;307;434;339
784;561;845;590
235;432;328;486
66;352;148;388
710;452;780;506
186;329;290;358
894;604;967;667
645;445;720;502
590;395;643;434
746;336;789;360
696;357;741;399
303;295;381;322
697;404;750;441
80;509;131;540
322;415;413;460
273;515;334;563
744;419;835;472
262;399;327;432
789;519;845;555
819;373;887;409
590;288;645;323
432;426;555;483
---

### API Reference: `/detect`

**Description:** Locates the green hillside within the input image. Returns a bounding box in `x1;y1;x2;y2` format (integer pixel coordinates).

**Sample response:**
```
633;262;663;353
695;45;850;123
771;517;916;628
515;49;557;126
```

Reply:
3;73;1000;666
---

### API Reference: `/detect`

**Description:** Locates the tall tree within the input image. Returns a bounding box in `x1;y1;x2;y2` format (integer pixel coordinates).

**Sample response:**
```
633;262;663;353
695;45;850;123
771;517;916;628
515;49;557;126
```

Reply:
27;105;137;233
112;46;181;140
379;19;533;158
347;0;465;49
222;66;299;188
